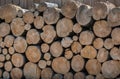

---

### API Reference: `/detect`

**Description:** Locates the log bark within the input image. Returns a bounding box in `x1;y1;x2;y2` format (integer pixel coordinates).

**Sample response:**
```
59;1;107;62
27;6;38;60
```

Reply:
74;72;85;79
38;60;47;69
110;47;120;60
61;37;73;48
34;16;44;29
73;23;82;34
41;43;50;53
104;38;114;49
41;68;53;79
93;38;104;49
4;61;13;72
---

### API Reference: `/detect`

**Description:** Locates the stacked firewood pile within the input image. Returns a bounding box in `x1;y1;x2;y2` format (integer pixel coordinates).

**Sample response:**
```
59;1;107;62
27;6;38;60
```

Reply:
0;1;120;79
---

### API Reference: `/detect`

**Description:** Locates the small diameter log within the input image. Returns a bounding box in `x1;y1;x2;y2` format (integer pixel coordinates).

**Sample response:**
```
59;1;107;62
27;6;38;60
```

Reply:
56;18;73;37
96;74;105;79
41;68;53;79
104;38;114;49
73;23;82;34
0;54;5;62
53;74;63;79
43;7;59;24
25;46;41;63
4;35;15;48
41;25;56;44
64;72;73;79
72;35;78;41
97;48;108;63
24;62;41;79
64;50;73;60
81;45;97;59
2;48;8;55
111;28;120;45
11;18;25;36
71;42;82;54
71;55;84;72
5;54;11;61
37;2;47;12
3;71;10;79
34;11;39;17
10;68;23;79
11;53;25;67
52;57;70;74
26;29;40;44
0;62;4;68
110;47;120;60
23;11;34;24
86;75;94;79
17;10;23;18
41;43;49;53
102;60;120;78
76;4;92;26
0;42;5;48
74;72;85;79
0;23;10;37
24;23;31;31
46;60;51;66
50;41;63;57
38;60;47;69
44;53;51;60
93;20;111;38
79;31;94;45
93;38;104;49
61;37;73;48
8;47;15;55
14;37;27;53
4;61;13;72
34;16;44;29
61;1;77;19
85;59;101;75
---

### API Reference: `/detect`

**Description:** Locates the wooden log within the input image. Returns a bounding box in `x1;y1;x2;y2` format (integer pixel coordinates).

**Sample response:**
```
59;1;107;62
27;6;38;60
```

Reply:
0;62;4;68
4;35;15;48
97;48;108;63
37;2;47;12
64;49;73;60
96;74;105;79
3;71;10;79
93;38;104;49
0;23;10;37
23;11;34;24
5;54;11;61
43;7;59;24
34;11;39;17
41;68;53;79
23;62;41;79
10;68;23;79
2;48;8;55
46;60;51;66
25;46;41;63
76;4;92;26
4;61;13;72
11;53;25;67
11;18;25;36
85;59;101;75
0;54;5;62
8;47;15;55
64;72;73;79
17;10;23;18
79;31;94;45
61;1;77;19
73;23;82;34
72;35;78;41
86;75;94;79
111;28;120;45
93;20;111;38
110;47;120;60
50;41;63;57
26;29;40;44
0;69;2;77
81;45;97;59
52;57;70;74
41;43;50;53
61;37;73;48
102;60;120;78
0;42;5;48
104;38;114;49
74;72;85;79
34;16;44;29
24;23;31;31
53;74;63;79
44;53;51;60
71;55;85;72
38;60;47;69
14;37;27;53
41;25;56;44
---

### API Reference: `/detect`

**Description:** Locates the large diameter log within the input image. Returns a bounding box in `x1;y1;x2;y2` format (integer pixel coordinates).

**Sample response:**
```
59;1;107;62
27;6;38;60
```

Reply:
61;1;77;19
24;62;41;79
41;68;53;79
93;38;104;49
25;46;41;63
0;23;10;37
93;20;111;38
76;4;92;26
14;37;27;53
56;18;73;37
41;25;56;44
34;16;44;29
43;7;59;24
102;60;120;78
11;18;25;36
52;57;70;74
110;47;120;60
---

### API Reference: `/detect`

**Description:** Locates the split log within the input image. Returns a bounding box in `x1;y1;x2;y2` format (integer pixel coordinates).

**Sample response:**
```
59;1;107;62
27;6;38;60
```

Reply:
93;38;104;49
104;38;114;49
38;60;47;69
71;55;84;72
81;45;97;59
24;23;31;31
2;48;8;55
110;47;120;60
73;23;82;34
50;41;63;57
5;54;11;61
25;46;41;63
10;68;23;79
61;1;77;19
52;57;70;74
44;53;51;60
74;72;85;79
76;4;92;26
79;31;94;45
41;68;53;79
41;25;56;44
53;74;63;79
97;48;108;63
34;16;44;29
85;59;101;75
0;62;4;68
26;29;40;44
102;60;120;78
0;54;5;62
86;75;94;79
0;23;10;37
61;37;73;48
23;62;41;79
93;20;111;38
11;53;25;67
96;74;105;79
41;43;50;53
14;37;27;53
11;18;25;36
71;42;82;54
64;72;73;79
72;35;78;41
8;47;15;55
64;50;73;60
43;7;59;24
3;71;10;79
4;61;13;72
37;2;47;12
56;18;73;37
